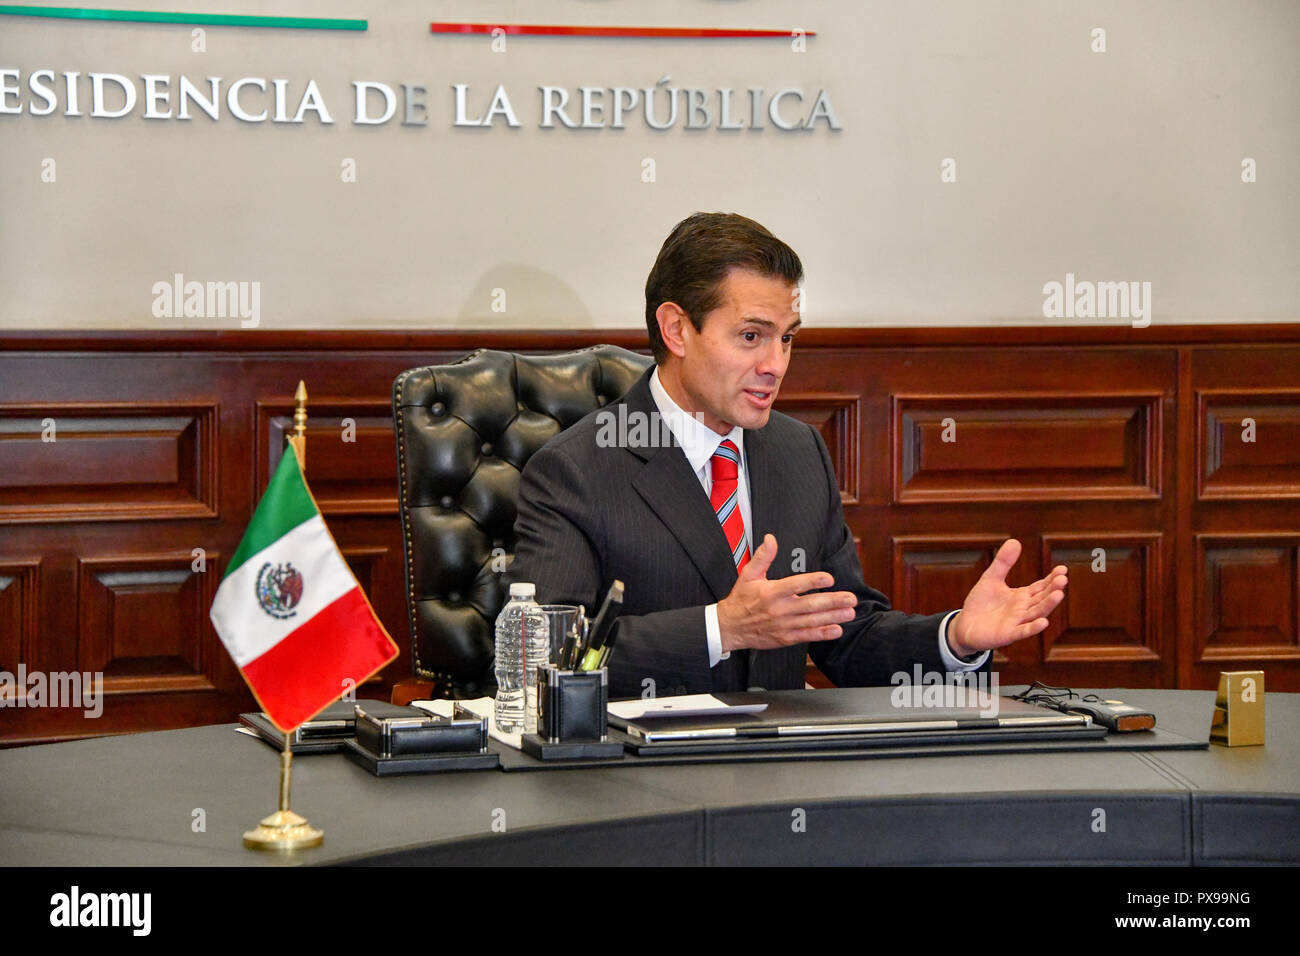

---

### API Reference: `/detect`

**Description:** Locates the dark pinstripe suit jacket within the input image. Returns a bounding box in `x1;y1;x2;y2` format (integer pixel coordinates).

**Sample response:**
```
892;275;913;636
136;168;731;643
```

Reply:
511;367;950;699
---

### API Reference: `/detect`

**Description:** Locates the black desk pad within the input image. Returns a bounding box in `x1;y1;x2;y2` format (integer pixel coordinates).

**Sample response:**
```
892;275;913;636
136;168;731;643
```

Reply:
492;723;1205;772
244;689;1209;773
610;685;1085;736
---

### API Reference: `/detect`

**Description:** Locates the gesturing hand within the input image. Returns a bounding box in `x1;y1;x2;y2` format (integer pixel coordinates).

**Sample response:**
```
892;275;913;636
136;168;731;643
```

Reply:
947;539;1068;658
716;534;858;654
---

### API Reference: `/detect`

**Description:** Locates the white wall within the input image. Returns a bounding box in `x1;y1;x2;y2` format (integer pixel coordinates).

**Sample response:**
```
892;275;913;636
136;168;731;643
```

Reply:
1;0;1296;329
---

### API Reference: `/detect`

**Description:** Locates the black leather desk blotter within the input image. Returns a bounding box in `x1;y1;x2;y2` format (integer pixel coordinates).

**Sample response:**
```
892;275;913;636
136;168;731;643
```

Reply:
491;722;1203;772
342;739;500;776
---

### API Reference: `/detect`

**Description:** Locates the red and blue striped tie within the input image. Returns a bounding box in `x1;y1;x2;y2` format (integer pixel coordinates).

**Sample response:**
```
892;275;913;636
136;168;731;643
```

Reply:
710;439;750;573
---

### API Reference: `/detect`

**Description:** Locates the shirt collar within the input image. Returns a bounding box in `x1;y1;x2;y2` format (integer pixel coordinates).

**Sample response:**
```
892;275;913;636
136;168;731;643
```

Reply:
649;366;745;475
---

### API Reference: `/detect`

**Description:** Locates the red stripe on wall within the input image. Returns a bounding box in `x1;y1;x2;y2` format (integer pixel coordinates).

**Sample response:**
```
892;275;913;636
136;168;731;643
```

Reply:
430;23;813;39
240;588;397;732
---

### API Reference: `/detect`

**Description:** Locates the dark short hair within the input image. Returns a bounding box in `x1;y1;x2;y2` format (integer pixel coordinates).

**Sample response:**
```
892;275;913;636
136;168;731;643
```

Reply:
644;212;803;364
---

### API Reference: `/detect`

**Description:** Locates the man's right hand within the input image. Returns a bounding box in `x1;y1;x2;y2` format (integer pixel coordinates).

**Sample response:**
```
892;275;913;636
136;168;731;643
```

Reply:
717;534;859;653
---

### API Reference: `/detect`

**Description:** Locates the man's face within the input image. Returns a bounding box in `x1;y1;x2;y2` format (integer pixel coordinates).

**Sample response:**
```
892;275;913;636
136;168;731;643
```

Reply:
675;268;801;435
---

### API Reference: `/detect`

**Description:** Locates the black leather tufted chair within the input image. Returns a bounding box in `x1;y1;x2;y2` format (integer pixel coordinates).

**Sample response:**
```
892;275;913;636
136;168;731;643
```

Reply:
392;346;653;697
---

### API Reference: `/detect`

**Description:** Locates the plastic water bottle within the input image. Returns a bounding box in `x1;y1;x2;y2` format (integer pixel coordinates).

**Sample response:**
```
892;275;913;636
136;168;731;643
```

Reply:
494;583;550;735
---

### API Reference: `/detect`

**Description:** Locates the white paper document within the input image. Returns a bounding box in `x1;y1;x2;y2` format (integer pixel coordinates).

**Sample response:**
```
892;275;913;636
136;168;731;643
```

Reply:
607;694;767;721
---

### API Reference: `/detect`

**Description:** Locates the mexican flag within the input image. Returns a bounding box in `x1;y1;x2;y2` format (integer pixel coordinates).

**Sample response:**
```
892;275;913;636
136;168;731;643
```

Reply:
210;443;398;731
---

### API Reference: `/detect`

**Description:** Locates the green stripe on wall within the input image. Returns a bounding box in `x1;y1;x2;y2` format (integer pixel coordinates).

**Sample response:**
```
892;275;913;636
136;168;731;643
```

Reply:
0;5;366;30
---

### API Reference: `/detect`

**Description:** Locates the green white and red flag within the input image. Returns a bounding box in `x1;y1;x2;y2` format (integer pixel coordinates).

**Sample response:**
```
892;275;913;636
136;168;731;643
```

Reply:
209;443;398;731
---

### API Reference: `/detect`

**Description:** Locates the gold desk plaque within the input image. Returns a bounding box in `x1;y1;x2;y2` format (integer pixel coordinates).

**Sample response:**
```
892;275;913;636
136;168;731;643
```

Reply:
1209;670;1265;747
244;381;324;851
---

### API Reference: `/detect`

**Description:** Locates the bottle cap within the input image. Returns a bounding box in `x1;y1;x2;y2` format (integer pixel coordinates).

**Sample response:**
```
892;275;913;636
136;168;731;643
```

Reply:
508;583;536;598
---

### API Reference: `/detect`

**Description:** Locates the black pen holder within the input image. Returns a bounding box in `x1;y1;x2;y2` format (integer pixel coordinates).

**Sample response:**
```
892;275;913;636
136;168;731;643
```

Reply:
521;666;624;761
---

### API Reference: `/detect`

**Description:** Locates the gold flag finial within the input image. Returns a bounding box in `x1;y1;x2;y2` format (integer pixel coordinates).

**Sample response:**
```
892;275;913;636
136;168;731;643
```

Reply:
290;380;308;470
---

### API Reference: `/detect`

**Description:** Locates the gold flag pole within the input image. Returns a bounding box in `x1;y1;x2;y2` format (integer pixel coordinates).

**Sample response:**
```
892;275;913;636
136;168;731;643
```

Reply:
244;381;324;851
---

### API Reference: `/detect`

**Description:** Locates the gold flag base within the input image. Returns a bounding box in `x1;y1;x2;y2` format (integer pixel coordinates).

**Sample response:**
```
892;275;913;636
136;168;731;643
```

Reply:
244;722;324;852
243;809;324;851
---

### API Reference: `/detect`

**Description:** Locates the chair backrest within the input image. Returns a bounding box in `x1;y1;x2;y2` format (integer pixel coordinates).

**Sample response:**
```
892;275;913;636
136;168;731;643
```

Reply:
392;345;653;696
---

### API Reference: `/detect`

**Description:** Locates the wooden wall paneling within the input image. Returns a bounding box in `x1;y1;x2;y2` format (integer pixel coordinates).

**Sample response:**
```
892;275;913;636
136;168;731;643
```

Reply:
1174;347;1197;691
1199;389;1300;499
6;326;1300;354
3;328;1299;742
868;347;1177;689
1187;348;1300;690
0;682;256;748
0;530;83;686
76;552;222;695
0;560;40;698
1196;534;1300;665
1039;533;1164;668
256;396;399;515
892;394;1161;503
0;402;218;523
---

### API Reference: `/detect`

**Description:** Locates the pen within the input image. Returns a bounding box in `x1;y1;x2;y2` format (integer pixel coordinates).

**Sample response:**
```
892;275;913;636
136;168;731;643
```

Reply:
596;624;621;670
573;580;615;668
578;580;624;671
558;612;582;670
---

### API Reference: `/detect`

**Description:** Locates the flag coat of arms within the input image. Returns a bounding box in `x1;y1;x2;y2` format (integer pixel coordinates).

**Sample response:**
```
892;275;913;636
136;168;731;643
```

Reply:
210;443;398;731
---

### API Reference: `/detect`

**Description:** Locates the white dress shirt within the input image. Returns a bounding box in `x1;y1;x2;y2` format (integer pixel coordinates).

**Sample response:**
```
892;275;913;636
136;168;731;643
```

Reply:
648;367;988;674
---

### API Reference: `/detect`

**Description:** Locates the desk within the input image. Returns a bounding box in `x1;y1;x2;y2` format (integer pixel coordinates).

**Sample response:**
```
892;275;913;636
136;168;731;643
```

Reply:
0;689;1295;866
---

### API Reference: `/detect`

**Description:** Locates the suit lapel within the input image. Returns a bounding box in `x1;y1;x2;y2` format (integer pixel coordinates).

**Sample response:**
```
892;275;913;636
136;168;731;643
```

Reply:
631;452;739;603
623;371;739;604
744;425;781;561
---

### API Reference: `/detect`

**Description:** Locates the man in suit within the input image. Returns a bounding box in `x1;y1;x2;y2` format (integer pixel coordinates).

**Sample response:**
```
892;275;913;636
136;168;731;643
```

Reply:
512;212;1068;699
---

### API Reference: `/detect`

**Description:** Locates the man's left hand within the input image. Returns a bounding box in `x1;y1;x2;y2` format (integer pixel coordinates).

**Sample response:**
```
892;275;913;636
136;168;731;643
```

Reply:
947;538;1068;659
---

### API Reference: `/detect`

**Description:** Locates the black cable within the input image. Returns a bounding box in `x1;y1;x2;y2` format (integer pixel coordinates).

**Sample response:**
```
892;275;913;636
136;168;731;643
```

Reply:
1010;681;1103;712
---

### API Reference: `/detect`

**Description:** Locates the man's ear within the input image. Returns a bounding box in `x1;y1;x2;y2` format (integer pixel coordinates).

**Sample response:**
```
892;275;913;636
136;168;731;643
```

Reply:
655;301;690;360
